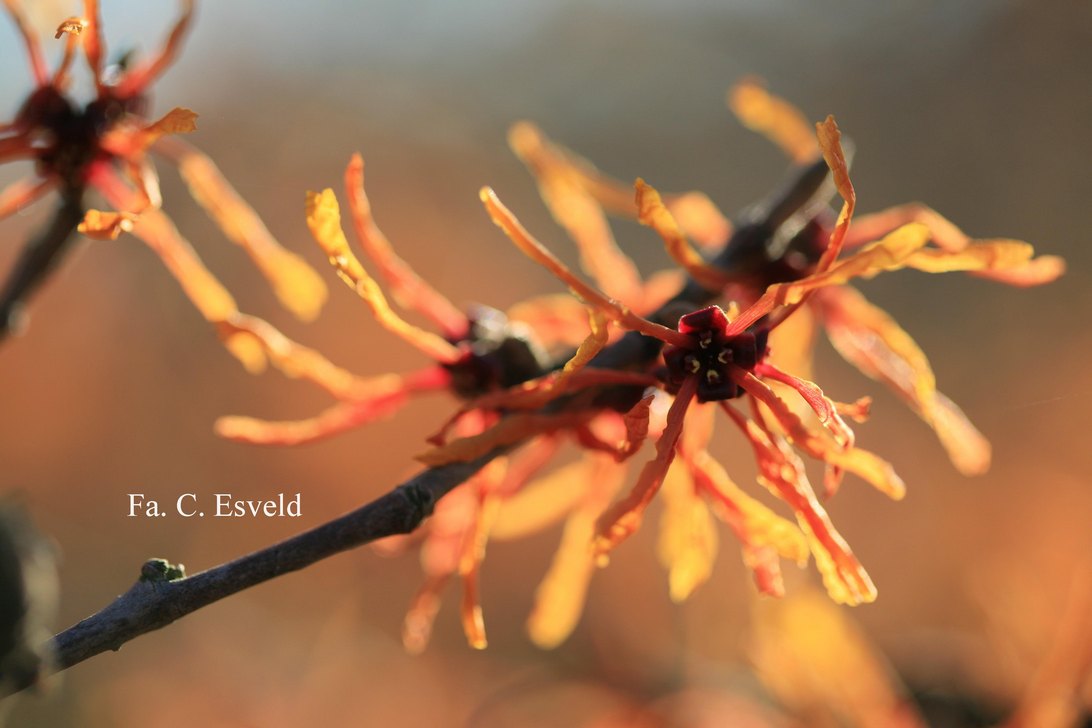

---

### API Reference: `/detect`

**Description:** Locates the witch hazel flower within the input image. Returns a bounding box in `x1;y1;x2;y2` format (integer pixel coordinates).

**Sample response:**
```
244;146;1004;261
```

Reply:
512;80;1064;479
0;0;326;365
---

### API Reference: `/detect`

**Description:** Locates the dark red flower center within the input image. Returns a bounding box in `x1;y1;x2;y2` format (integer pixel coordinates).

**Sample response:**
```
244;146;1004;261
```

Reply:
662;305;768;402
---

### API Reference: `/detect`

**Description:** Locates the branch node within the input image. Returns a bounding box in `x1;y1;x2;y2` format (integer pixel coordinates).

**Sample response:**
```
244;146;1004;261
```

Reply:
139;558;186;584
394;482;437;532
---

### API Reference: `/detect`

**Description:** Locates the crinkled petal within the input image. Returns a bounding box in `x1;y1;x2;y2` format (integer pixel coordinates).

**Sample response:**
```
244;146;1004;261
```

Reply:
722;403;877;605
755;362;856;448
736;371;905;500
725;116;859;336
685;445;808;598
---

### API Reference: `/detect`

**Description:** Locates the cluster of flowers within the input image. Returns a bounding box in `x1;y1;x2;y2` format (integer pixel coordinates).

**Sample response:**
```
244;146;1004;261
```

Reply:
217;87;1060;650
1;4;1063;653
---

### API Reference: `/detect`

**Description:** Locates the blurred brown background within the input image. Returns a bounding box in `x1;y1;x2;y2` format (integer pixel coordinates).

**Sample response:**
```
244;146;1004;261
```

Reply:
1;0;1089;725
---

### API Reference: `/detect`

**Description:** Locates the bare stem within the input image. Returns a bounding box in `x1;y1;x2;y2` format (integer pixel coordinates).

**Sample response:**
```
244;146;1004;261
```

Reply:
43;451;501;679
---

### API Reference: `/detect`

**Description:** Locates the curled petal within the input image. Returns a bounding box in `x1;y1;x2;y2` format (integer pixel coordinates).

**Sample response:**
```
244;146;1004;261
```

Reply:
594;376;698;557
725;117;860;336
508;122;643;304
814;115;857;272
77;209;136;240
79;0;105;89
728;77;819;164
52;17;86;85
722;403;877;605
307;188;461;363
736;371;905;500
685;445;808;597
156;137;329;321
756;362;855;448
635;179;732;291
815;285;989;475
138;107;198;148
657;459;718;602
784;223;931;303
344;153;467;337
618;394;655;461
480;187;690;348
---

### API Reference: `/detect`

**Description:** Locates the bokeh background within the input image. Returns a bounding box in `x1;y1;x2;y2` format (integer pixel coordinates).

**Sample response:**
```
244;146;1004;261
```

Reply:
1;1;1089;725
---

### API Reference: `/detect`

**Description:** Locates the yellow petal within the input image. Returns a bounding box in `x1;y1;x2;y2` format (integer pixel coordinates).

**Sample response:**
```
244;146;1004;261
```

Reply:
816;286;990;475
657;460;718;602
306;188;460;362
491;459;590;541
636;178;731;291
156;138;328;321
728;77;819;164
480;186;691;348
344;153;466;337
508;122;643;304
